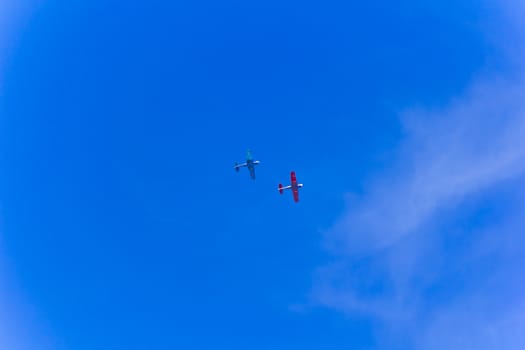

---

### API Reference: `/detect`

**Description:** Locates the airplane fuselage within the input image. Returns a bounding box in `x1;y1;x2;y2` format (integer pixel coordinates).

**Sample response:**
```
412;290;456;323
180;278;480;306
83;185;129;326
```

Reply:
245;157;259;179
234;150;259;180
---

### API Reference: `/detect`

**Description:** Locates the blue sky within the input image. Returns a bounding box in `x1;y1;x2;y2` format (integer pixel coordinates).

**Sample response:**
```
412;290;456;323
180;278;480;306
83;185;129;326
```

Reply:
1;1;524;349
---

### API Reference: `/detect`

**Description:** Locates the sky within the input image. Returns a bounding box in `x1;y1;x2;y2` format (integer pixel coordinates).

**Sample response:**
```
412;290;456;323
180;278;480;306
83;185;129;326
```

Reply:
0;0;524;349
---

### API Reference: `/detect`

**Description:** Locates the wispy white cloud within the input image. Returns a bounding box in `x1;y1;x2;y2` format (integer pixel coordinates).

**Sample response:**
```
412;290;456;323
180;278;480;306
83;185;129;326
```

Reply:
327;75;525;255
415;216;525;349
418;294;525;350
0;263;57;350
0;1;41;87
1;3;54;349
314;1;525;348
0;1;21;60
0;2;20;89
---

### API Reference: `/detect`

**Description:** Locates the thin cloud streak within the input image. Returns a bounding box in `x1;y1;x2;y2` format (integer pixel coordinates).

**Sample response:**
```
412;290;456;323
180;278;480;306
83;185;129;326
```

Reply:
0;1;40;87
1;3;55;349
328;76;525;255
315;2;525;348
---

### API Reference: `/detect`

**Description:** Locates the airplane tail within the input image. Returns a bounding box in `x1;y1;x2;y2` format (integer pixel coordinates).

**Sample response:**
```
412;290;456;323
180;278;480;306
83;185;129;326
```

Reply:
278;184;284;194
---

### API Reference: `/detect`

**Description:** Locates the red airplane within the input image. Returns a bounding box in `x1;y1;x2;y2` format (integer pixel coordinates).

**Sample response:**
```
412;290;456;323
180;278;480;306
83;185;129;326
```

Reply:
278;171;304;202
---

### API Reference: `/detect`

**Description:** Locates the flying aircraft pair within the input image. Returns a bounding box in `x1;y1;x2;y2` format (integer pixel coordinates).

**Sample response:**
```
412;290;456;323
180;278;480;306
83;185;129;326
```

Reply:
234;150;304;202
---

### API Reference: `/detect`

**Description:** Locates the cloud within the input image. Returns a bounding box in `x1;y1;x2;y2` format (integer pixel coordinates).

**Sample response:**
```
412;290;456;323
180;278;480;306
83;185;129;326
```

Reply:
0;258;41;350
327;75;525;255
0;2;20;88
415;217;525;349
0;1;21;57
1;3;54;349
418;298;525;350
0;1;40;86
314;1;525;348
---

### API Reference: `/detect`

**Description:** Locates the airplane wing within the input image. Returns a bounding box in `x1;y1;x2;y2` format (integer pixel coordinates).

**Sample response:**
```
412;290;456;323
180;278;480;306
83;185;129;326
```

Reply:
234;162;248;169
279;184;292;192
